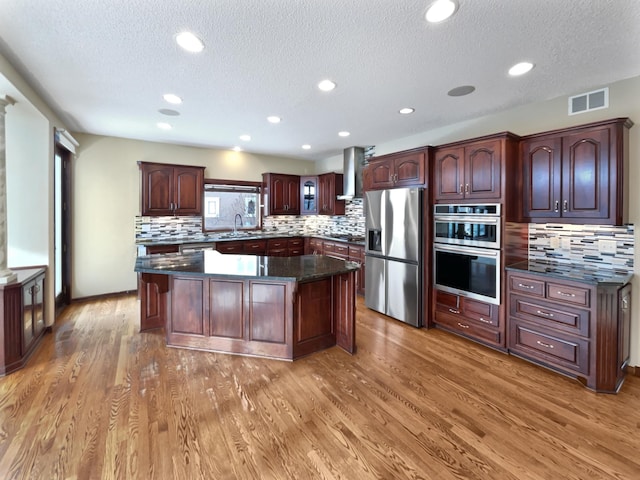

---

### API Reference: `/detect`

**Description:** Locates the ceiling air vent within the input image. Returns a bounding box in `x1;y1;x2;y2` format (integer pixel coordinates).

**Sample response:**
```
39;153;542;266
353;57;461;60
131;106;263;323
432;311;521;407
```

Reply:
568;87;608;115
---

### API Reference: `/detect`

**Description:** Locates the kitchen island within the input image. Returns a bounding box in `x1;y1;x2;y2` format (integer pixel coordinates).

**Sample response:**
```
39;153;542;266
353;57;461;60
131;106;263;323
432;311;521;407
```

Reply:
135;251;358;360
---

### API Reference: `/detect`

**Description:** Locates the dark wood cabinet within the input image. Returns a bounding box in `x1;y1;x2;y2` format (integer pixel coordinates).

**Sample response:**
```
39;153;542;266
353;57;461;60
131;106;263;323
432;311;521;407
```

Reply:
0;267;47;375
363;148;426;191
216;239;266;255
521;118;632;225
506;270;631;393
139;162;204;216
300;176;318;215
267;237;303;256
262;173;300;215
348;245;365;296
433;290;503;349
318;173;345;215
434;138;505;202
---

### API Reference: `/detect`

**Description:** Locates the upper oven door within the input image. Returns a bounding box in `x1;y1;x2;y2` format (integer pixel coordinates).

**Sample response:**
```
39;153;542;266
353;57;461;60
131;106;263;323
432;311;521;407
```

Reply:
433;215;500;249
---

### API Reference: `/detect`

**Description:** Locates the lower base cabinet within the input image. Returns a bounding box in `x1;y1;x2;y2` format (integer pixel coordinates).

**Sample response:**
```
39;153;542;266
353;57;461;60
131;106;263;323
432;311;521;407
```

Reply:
0;267;47;375
433;290;503;349
506;270;631;393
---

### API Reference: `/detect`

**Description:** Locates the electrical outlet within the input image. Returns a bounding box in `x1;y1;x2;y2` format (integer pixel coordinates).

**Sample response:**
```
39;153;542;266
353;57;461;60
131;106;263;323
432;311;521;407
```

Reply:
561;237;571;249
598;239;617;254
549;236;560;249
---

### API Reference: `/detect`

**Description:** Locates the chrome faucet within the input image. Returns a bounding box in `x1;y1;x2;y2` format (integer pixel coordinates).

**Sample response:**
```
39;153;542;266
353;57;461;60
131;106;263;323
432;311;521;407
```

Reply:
233;213;243;235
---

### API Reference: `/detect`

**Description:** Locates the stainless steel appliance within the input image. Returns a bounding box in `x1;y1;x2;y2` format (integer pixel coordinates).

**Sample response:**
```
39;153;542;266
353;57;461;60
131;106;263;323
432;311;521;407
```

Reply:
433;204;501;305
364;187;423;327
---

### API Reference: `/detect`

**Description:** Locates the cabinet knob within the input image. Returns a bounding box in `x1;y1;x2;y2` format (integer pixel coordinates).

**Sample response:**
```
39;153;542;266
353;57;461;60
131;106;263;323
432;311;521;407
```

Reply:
517;283;535;289
535;310;554;317
457;322;470;329
563;200;568;212
536;340;554;349
554;200;559;213
448;308;460;314
465;184;469;194
459;184;464;194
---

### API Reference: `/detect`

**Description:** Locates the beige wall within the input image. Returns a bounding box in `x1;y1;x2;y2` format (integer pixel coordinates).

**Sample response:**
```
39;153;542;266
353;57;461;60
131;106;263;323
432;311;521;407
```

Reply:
71;134;315;298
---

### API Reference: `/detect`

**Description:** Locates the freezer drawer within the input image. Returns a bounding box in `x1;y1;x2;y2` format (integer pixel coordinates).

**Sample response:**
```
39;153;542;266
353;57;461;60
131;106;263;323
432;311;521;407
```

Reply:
364;256;421;327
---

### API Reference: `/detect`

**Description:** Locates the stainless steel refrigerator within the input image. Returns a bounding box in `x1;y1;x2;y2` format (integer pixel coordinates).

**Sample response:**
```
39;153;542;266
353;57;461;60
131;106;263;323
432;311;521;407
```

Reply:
364;187;423;327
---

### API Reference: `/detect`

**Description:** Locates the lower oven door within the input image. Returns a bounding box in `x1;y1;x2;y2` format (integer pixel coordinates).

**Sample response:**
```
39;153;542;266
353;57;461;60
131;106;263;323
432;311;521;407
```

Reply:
433;243;501;305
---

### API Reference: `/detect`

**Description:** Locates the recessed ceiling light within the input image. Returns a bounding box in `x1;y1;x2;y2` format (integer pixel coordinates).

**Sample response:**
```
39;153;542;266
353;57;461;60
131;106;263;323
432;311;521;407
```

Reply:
338;131;350;137
302;144;311;150
158;109;180;116
509;62;535;76
239;134;251;141
175;31;204;53
163;93;183;104
157;122;172;130
426;0;458;23
447;85;475;97
267;116;282;124
232;146;242;152
318;79;337;92
399;107;415;114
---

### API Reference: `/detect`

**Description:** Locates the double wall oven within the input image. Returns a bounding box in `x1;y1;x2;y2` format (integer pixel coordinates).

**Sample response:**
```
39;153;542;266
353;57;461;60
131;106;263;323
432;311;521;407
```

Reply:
433;204;501;305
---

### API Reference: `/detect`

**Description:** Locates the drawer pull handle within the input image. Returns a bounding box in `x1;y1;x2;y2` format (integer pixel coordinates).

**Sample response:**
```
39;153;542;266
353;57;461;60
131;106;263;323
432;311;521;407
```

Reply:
448;308;460;314
457;322;470;329
535;310;554;318
478;317;491;324
536;340;554;349
518;283;535;289
556;291;576;297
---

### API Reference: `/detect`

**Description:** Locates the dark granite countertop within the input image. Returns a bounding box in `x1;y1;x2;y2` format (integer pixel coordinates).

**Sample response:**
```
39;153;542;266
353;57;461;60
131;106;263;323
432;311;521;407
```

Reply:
506;260;633;286
135;251;359;282
136;233;365;247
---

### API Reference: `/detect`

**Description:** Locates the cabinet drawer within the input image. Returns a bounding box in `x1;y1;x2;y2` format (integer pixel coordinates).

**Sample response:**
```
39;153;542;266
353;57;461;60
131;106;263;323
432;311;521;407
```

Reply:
267;238;288;249
334;244;349;256
510;295;589;336
288;247;304;256
289;238;304;248
463;297;499;327
509;275;545;297
323;242;336;253
435;310;502;346
216;242;244;253
509;320;589;375
244;240;266;253
546;282;590;307
348;245;364;260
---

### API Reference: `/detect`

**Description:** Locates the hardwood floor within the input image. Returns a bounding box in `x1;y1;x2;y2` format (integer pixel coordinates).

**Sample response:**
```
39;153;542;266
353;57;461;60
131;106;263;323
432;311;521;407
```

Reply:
1;294;639;479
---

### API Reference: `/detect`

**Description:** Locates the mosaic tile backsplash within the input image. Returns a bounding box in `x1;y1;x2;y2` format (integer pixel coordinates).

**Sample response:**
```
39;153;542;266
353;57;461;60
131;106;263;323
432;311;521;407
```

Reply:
528;223;634;274
135;198;365;242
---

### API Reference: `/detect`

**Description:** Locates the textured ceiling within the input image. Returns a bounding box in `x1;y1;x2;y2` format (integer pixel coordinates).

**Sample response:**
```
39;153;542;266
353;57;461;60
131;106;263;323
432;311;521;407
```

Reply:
0;0;639;161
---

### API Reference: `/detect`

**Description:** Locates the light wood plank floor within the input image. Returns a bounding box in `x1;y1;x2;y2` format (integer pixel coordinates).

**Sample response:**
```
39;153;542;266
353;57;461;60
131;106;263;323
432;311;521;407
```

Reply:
1;294;639;479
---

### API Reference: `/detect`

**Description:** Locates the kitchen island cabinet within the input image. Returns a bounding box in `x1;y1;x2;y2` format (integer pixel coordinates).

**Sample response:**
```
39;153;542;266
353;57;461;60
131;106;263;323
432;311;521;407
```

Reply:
506;261;632;393
521;117;632;225
138;162;205;216
135;251;358;360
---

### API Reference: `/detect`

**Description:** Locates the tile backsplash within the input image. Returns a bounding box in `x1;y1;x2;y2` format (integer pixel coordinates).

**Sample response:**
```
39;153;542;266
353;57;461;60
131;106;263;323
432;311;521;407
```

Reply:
135;198;365;242
528;223;634;274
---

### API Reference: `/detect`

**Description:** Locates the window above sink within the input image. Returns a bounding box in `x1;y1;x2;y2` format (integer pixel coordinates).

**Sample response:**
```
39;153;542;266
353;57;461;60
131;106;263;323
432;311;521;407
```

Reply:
203;179;262;234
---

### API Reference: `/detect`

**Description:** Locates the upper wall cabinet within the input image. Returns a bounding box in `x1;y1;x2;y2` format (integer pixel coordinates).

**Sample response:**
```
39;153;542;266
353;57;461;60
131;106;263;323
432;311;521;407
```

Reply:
318;172;345;215
139;162;205;216
363;148;427;191
300;176;318;215
433;136;519;203
262;173;300;216
521;118;632;225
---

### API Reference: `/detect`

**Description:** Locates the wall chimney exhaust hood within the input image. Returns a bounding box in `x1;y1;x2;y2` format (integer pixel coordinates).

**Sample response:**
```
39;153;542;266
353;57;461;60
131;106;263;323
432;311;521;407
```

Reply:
337;146;366;200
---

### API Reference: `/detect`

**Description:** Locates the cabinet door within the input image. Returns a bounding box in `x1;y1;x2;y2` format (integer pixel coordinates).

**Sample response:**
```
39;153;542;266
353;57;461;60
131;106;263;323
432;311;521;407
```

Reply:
318;173;345;215
173;166;204;215
393;151;425;187
434;147;464;201
522;135;562;219
300;176;318;215
465;139;502;199
33;274;45;338
284;175;301;214
22;281;35;352
367;161;394;190
269;175;289;214
561;126;609;220
140;163;174;215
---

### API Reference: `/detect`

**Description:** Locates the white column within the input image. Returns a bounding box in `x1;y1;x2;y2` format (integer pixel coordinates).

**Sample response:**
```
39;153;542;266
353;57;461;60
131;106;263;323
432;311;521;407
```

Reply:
0;97;16;284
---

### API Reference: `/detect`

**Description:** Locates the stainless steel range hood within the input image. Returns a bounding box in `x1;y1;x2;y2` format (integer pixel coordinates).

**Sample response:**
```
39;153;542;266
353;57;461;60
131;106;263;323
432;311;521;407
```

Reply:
337;146;365;200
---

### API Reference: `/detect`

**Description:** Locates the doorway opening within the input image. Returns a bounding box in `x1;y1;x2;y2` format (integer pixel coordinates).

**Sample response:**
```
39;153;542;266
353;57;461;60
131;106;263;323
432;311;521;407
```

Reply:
54;140;72;314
